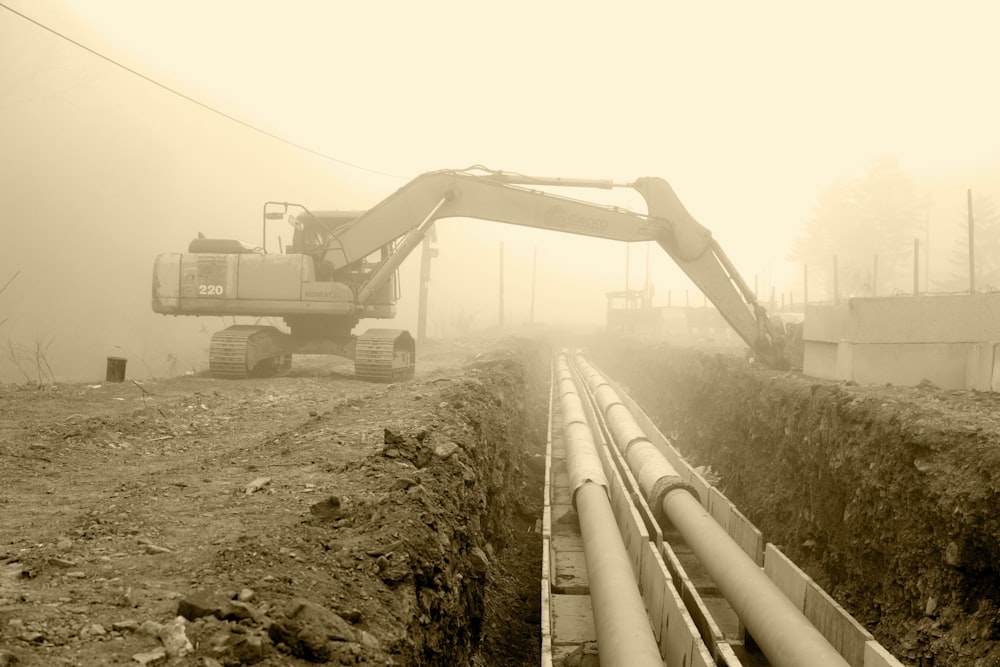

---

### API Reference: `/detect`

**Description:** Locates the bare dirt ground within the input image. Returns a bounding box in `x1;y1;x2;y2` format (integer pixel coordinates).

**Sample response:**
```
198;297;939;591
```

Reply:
0;337;547;667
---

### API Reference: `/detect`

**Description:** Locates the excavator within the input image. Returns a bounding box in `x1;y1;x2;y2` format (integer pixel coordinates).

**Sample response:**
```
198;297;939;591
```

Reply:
151;166;796;380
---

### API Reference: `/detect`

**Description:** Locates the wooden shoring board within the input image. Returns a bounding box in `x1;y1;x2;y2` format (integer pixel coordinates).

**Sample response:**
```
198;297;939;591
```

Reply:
541;363;555;667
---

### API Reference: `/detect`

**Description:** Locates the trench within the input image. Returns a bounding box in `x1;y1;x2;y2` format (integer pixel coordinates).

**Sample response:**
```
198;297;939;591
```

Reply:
592;339;1000;666
387;336;1000;666
375;340;549;667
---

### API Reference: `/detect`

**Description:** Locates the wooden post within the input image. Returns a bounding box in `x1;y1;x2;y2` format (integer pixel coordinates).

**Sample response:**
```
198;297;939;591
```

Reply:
498;241;505;328
644;242;651;309
530;245;537;324
417;233;437;340
625;243;631;311
833;256;839;304
913;238;920;296
803;264;808;311
872;255;879;297
969;189;976;294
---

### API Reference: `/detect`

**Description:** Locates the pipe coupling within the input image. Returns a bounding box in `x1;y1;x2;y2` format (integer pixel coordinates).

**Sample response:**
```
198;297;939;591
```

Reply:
649;475;699;526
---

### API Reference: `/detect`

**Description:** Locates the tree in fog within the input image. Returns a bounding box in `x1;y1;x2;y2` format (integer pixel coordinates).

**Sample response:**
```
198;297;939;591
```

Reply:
791;157;924;299
939;193;1000;292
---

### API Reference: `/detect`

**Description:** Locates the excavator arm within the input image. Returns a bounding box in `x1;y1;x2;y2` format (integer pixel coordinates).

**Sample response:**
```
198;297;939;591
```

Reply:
319;167;786;368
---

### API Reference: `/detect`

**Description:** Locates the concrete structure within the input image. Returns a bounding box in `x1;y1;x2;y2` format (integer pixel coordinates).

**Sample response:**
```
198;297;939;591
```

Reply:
804;293;1000;390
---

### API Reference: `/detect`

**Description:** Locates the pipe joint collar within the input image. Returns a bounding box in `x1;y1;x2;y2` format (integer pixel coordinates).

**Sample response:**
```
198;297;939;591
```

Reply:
650;475;699;525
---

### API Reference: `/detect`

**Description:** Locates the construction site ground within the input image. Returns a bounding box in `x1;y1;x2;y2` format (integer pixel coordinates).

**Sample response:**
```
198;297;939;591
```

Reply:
0;337;548;667
3;333;1000;666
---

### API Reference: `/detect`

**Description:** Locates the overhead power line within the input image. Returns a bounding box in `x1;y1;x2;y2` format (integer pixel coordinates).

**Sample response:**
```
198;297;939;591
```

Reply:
0;1;402;179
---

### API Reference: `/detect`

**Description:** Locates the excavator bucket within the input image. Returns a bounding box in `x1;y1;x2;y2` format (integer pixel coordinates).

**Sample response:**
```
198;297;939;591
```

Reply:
354;329;415;382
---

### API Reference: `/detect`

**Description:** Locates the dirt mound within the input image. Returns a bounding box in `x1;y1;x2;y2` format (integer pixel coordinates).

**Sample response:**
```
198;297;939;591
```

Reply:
0;338;548;666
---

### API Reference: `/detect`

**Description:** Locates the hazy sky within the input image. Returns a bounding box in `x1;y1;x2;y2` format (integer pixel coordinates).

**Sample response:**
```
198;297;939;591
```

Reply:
2;1;999;380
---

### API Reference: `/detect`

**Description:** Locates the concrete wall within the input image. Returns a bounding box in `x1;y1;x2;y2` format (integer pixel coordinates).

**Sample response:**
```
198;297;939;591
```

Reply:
803;294;1000;389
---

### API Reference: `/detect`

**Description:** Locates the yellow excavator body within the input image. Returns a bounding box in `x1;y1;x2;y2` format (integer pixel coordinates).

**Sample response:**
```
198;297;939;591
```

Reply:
152;167;792;379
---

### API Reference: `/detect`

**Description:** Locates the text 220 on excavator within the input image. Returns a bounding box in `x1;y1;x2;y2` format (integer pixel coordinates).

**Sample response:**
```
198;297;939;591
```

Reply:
151;166;793;380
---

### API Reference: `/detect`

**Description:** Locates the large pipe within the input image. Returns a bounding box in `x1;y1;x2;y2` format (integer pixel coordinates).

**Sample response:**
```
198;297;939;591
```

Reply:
573;353;852;667
555;354;662;667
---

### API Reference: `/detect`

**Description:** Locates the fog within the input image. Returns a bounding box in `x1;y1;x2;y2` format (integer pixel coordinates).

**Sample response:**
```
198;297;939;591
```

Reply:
2;1;999;382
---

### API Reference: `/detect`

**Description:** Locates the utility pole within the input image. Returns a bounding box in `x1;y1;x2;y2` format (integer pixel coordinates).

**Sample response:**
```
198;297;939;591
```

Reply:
833;256;840;305
968;189;976;294
530;245;537;324
803;264;808;312
625;243;631;311
499;241;505;328
925;196;932;292
416;228;438;341
644;242;651;309
872;255;879;297
913;239;920;295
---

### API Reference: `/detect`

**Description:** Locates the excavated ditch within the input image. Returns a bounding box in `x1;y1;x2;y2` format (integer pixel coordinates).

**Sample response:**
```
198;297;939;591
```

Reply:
595;339;1000;667
374;345;548;666
341;339;548;667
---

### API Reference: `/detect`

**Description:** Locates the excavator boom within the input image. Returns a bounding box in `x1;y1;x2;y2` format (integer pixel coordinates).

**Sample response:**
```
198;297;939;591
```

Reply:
327;168;784;366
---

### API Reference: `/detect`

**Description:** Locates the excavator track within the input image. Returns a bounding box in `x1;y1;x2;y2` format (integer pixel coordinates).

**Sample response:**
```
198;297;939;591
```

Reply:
354;329;415;382
209;325;290;379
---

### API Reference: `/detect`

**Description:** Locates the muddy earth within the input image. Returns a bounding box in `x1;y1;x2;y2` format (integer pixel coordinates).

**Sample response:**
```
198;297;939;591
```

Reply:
0;338;548;667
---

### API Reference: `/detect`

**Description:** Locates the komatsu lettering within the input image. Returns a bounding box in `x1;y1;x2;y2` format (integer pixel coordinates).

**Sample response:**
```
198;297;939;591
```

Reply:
545;205;608;231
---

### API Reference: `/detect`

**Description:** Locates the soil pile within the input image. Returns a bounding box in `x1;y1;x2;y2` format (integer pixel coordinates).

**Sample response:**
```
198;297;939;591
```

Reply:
0;338;547;666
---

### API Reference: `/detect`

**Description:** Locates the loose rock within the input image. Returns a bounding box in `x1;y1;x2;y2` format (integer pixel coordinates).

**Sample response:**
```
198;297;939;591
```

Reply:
469;546;490;576
309;496;342;521
137;620;163;637
112;619;140;632
79;622;106;639
158;616;193;658
131;647;167;666
178;590;228;621
433;442;459;459
244;477;272;495
267;598;360;661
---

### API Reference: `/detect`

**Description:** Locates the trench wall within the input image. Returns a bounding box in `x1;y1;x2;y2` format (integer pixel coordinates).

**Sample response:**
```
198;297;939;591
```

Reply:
594;341;1000;666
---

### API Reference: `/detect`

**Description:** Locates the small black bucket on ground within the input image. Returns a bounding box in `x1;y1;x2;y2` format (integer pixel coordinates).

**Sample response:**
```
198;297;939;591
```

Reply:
106;356;127;382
